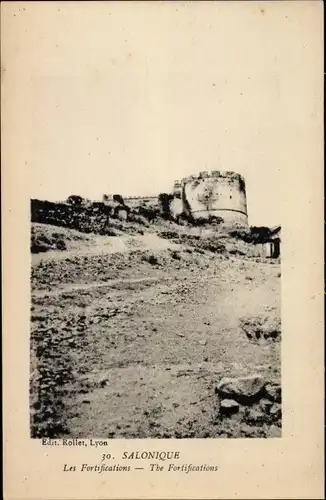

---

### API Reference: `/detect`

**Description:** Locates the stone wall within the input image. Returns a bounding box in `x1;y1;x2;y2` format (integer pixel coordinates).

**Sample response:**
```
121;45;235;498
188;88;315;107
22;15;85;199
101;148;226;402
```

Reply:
180;171;248;224
31;199;112;234
123;196;158;209
32;171;249;231
31;196;161;234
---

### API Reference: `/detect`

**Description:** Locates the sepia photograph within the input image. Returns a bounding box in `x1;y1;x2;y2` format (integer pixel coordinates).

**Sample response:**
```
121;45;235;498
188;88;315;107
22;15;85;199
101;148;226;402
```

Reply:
29;2;282;440
30;175;281;439
3;1;323;498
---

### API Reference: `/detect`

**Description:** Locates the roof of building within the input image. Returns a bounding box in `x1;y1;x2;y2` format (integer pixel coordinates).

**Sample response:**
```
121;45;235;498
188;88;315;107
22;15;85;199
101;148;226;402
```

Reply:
269;226;281;239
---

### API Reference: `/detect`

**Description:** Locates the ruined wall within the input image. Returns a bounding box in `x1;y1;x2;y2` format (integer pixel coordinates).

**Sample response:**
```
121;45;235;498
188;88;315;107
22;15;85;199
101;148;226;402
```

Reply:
31;199;111;234
102;195;160;220
103;195;158;210
181;171;248;224
124;196;158;209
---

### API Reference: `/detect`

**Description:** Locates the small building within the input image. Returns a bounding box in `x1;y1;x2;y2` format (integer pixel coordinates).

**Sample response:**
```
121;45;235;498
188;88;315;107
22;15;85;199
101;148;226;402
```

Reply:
268;226;281;258
253;226;281;259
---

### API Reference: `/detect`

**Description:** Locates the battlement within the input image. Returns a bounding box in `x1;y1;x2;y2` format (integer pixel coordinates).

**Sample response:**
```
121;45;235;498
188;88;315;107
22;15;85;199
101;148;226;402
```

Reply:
179;170;245;186
123;195;158;209
103;194;157;206
124;196;157;201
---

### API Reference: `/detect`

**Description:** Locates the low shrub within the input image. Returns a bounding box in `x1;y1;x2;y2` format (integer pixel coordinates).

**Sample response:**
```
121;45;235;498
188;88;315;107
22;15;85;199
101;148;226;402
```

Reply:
31;232;67;253
141;253;160;265
128;213;150;227
240;315;281;342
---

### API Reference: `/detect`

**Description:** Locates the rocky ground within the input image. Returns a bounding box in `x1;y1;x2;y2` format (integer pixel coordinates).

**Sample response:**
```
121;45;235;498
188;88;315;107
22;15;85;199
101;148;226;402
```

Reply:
30;223;281;439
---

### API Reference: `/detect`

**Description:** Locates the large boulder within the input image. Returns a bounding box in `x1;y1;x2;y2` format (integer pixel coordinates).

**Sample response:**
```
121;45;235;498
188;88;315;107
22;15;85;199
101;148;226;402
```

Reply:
217;375;266;403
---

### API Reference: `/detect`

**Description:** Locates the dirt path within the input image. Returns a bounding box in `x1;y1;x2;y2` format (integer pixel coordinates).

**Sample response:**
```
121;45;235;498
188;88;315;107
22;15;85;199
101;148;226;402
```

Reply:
67;260;280;438
32;276;173;298
31;249;281;438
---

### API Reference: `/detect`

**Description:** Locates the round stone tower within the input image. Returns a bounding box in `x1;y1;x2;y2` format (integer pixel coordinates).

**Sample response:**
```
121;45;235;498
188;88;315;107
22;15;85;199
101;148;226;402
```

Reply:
181;170;248;225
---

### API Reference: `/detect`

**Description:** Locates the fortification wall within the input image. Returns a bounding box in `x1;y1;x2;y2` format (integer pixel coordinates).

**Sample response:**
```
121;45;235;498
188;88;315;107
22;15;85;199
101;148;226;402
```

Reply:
32;172;248;231
31;196;160;234
124;196;158;209
181;171;248;224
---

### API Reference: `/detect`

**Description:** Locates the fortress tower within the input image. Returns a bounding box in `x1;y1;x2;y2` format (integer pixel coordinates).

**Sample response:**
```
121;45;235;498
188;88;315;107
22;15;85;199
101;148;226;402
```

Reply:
180;170;248;225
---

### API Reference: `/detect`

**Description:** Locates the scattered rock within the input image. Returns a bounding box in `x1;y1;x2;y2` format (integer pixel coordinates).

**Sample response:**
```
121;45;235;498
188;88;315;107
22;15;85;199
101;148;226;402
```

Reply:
269;403;282;421
198;339;207;346
264;383;281;403
79;371;109;389
259;398;274;413
217;375;266;403
245;407;266;425
220;399;240;415
97;374;109;388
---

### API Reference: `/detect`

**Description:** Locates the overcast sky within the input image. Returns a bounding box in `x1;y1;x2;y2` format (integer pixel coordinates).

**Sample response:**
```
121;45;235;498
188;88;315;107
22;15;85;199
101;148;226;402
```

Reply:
16;1;319;226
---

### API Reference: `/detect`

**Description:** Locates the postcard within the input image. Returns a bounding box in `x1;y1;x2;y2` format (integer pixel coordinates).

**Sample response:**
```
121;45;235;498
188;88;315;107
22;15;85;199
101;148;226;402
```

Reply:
2;1;324;498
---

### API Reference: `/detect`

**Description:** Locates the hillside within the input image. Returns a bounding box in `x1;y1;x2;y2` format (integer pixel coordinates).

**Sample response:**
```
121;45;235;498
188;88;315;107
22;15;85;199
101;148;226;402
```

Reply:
30;216;281;439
